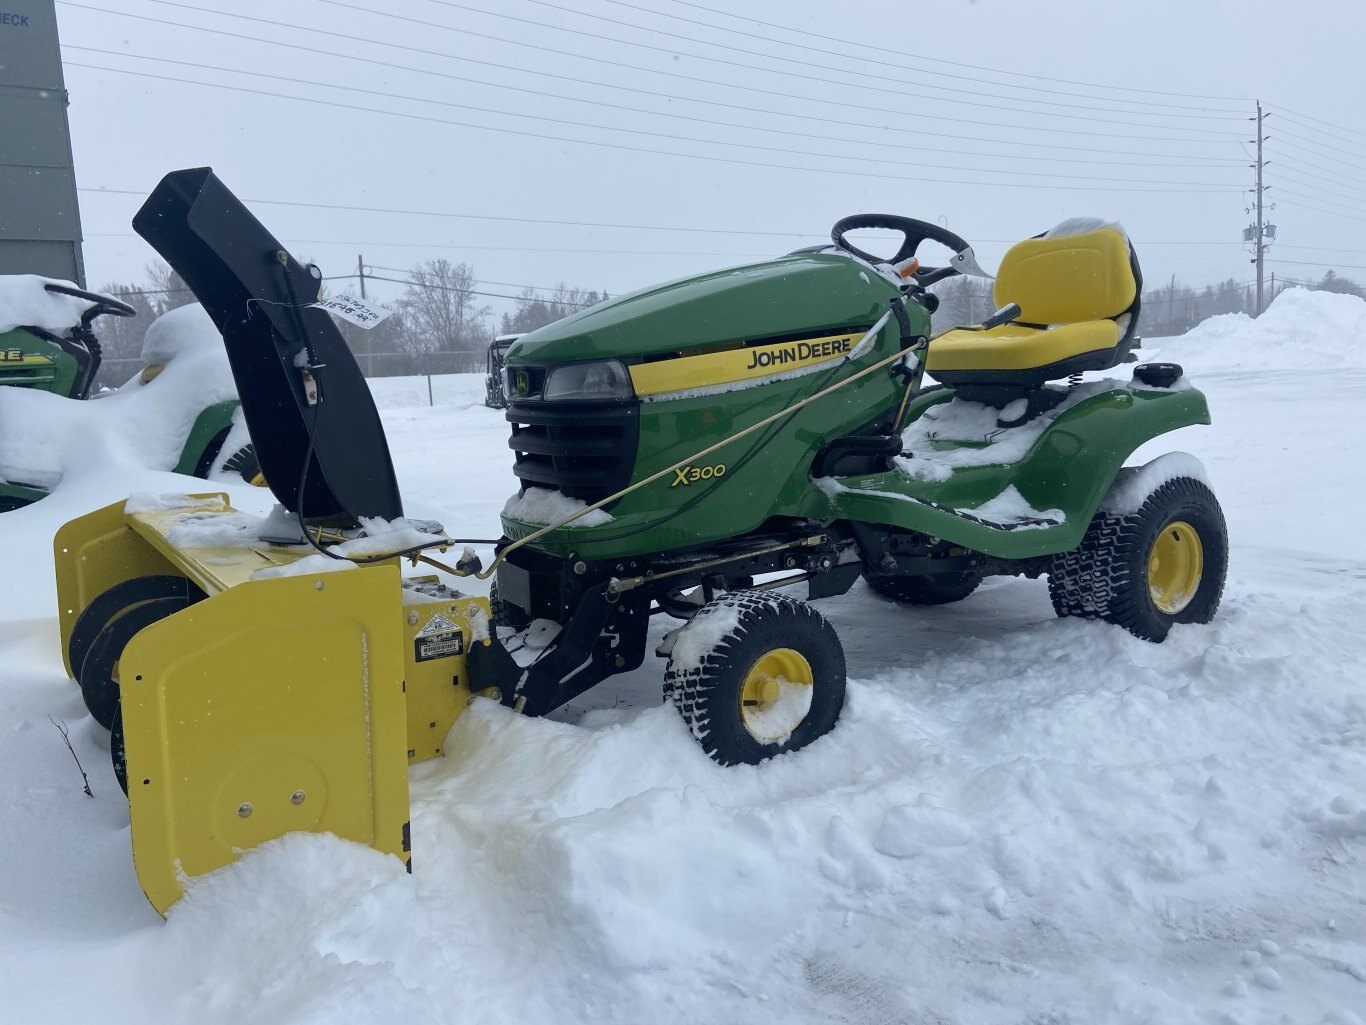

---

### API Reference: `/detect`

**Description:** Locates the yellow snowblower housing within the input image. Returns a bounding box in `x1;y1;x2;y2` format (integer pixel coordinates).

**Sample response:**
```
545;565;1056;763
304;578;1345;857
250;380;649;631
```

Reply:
926;225;1142;391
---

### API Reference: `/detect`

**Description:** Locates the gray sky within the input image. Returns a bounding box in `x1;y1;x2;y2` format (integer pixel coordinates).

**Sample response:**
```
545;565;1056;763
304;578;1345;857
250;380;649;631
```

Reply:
55;0;1366;315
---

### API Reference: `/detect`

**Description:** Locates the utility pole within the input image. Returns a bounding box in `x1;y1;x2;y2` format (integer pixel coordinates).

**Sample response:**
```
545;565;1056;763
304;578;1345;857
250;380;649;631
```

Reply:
1246;102;1275;316
356;254;367;299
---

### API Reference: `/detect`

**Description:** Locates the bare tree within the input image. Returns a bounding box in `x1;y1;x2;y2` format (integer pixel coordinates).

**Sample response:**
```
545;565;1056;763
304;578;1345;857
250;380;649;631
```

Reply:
499;283;606;335
394;259;492;371
144;260;195;315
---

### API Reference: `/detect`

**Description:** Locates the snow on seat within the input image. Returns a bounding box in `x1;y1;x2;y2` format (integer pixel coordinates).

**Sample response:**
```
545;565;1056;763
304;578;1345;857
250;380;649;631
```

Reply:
927;223;1141;393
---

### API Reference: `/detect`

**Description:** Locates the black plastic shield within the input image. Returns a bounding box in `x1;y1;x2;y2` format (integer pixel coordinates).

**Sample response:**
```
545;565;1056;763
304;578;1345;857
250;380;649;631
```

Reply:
132;168;402;523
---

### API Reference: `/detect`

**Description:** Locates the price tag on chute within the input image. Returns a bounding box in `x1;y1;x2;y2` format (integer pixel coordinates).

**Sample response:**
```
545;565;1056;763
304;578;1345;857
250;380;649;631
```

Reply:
312;293;393;329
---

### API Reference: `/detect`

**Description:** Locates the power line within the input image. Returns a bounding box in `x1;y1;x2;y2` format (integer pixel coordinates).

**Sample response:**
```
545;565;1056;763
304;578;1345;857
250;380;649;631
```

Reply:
81;229;775;259
1274;128;1366;169
1272;170;1365;210
1267;258;1366;271
58;1;1238;159
136;0;1246;144
366;274;600;307
1264;102;1366;144
62;48;1239;185
64;61;1239;194
420;0;1244;123
61;43;1240;169
1273;154;1364;193
1276;194;1366;225
659;0;1247;104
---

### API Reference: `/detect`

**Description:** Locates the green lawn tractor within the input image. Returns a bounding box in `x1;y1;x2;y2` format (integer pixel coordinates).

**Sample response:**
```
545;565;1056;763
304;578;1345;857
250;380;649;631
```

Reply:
54;170;1226;914
0;278;262;510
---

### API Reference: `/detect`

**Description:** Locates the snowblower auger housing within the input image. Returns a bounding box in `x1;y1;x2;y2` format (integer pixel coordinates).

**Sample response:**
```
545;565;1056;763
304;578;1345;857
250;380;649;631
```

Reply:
55;494;490;914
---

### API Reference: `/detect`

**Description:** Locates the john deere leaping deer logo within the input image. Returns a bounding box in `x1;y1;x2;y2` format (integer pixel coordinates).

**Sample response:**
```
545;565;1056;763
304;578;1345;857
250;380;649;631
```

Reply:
672;463;727;487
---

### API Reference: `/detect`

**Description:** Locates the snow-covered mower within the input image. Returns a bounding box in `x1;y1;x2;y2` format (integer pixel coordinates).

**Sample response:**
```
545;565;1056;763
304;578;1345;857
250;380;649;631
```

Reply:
0;277;261;509
53;170;1227;915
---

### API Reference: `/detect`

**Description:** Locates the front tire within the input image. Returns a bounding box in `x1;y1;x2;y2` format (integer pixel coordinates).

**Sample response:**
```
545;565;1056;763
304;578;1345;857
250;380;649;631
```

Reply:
664;591;845;765
1049;476;1227;641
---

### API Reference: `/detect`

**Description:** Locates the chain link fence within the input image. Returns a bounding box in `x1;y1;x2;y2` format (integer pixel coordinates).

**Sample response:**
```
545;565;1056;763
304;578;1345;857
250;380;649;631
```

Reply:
96;355;492;410
366;371;489;409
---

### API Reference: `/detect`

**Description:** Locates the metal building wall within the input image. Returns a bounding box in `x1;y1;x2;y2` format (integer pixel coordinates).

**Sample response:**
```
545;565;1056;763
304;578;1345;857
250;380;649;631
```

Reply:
0;0;85;286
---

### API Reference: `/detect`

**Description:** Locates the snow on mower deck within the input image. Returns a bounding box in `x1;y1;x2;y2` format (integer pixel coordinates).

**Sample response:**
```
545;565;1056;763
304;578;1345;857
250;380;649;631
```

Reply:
820;376;1210;559
55;494;491;914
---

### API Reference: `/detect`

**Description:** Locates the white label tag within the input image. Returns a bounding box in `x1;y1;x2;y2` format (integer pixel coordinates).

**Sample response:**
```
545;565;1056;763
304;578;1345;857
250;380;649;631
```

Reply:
312;293;393;329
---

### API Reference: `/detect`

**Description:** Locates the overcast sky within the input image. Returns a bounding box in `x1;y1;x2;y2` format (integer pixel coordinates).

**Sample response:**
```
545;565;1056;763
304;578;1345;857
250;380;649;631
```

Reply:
53;0;1366;315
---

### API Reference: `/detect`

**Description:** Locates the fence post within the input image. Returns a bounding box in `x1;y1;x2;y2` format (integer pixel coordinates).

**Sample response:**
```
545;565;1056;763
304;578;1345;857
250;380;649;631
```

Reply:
427;374;434;407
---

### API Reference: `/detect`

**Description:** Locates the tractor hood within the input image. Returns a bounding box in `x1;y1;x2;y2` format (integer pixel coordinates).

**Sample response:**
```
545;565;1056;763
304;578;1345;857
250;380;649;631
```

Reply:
508;252;897;364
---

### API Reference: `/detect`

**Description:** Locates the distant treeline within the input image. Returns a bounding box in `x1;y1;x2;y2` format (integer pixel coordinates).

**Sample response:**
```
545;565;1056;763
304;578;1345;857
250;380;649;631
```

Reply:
88;259;607;388
931;268;1364;337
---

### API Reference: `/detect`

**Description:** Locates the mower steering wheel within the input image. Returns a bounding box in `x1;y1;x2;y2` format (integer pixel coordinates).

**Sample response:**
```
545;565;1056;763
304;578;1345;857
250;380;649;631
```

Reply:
43;282;138;322
830;214;972;286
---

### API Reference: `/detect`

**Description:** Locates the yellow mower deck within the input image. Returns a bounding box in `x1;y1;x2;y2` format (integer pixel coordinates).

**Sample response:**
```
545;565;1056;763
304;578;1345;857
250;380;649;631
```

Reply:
55;497;491;914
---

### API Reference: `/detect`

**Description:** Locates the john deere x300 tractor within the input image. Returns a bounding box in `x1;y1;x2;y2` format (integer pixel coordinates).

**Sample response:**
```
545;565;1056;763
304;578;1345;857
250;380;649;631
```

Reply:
53;171;1226;914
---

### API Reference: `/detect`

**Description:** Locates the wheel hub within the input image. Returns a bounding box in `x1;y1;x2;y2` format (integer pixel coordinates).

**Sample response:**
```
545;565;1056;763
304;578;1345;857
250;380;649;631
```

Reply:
1147;519;1204;615
739;648;814;741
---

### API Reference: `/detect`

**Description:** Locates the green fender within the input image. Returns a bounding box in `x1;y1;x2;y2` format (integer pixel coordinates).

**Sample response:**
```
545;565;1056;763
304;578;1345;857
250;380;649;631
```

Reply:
172;400;241;477
820;383;1211;560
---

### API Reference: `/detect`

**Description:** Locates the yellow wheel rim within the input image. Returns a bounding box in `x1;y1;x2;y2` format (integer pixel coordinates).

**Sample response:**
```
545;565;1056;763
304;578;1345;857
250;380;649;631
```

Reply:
1148;519;1204;615
739;648;814;741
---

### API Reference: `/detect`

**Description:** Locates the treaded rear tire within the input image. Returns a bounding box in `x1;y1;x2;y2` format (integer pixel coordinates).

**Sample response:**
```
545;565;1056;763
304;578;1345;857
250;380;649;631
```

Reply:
488;581;532;631
664;590;845;766
1048;476;1227;642
863;570;981;606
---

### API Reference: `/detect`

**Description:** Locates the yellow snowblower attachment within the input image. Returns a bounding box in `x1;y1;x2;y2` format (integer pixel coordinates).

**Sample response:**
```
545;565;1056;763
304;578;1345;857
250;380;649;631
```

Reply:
55;495;490;914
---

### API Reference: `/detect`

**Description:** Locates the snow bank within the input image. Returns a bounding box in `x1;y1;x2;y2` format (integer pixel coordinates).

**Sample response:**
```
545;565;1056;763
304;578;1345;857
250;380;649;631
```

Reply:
0;304;236;493
0;275;98;334
4;298;1366;1024
1161;287;1366;372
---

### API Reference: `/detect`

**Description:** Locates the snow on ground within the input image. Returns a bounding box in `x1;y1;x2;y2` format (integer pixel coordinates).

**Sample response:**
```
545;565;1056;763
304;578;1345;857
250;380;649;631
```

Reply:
2;289;1366;1024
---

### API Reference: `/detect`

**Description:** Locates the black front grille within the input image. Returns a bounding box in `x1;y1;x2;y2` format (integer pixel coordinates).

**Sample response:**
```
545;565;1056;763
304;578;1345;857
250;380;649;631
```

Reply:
506;399;640;503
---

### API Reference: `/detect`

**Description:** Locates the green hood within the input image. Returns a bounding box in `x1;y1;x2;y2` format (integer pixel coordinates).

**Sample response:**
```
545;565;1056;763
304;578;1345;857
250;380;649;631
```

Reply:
507;252;897;363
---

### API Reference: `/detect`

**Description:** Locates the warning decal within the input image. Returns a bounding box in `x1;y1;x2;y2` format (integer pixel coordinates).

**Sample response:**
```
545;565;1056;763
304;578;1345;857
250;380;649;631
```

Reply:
414;613;463;662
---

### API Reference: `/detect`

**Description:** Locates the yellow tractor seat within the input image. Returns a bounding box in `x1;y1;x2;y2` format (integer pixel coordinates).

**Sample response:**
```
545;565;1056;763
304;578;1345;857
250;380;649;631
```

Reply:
926;225;1142;399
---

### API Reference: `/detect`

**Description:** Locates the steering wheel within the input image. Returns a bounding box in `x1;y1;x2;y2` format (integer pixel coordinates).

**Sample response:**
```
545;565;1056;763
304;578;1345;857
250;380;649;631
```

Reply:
43;282;138;322
830;214;972;286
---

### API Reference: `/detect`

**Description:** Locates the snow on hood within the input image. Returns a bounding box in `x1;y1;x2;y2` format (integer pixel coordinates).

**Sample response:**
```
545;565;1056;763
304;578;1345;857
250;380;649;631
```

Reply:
1158;287;1366;372
0;275;99;335
0;304;237;490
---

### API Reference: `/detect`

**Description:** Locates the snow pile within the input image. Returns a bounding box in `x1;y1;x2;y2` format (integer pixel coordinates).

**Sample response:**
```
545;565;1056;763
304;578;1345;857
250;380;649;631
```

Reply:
0;275;98;334
2;301;1366;1023
139;301;223;364
1161;286;1366;372
0;304;237;492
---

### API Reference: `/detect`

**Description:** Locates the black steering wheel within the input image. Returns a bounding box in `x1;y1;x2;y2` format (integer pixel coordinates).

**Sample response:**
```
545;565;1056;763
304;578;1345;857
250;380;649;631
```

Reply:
43;281;138;322
831;214;972;286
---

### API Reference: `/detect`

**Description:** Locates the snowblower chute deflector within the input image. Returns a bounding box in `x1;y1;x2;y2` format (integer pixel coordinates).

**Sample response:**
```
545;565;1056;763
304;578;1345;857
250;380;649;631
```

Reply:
54;175;1228;915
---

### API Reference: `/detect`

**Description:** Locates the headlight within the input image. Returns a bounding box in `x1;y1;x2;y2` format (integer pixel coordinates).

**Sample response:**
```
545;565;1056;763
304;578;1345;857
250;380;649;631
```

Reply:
542;359;634;401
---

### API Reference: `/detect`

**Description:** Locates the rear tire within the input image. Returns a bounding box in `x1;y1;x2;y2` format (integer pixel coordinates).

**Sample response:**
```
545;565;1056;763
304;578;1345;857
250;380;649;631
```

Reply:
488;581;532;631
863;570;981;606
1048;476;1227;642
664;591;845;766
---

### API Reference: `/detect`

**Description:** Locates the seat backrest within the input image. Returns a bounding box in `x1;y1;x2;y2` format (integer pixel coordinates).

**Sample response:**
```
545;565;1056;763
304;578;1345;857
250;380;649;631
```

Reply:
994;227;1137;326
